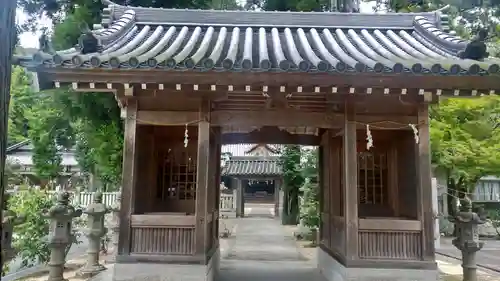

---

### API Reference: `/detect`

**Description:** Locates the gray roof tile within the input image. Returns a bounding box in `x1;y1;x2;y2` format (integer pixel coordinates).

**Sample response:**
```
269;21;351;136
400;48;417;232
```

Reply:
222;156;282;177
23;5;500;75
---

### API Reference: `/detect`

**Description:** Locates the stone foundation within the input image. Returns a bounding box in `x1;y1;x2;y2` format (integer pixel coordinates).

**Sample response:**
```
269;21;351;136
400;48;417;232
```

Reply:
317;248;439;281
93;248;220;281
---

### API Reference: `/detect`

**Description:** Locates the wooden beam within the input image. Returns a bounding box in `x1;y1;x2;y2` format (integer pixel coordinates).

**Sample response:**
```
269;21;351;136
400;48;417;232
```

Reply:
45;69;500;92
137;111;200;126
117;99;138;256
221;131;320;145
267;91;289;109
195;101;210;260
343;101;358;260
416;103;435;261
136;110;418;128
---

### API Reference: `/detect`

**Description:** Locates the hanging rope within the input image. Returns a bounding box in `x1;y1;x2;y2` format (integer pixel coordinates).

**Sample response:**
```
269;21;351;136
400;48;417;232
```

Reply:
355;120;423;149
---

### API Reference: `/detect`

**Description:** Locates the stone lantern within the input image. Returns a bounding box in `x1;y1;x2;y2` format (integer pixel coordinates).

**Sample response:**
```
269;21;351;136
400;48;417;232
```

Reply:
77;192;110;277
107;192;121;263
1;193;26;266
448;196;486;281
44;191;82;281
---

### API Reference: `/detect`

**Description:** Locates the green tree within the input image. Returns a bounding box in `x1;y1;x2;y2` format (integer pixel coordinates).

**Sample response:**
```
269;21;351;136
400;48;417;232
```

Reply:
299;178;319;231
25;90;74;186
8;67;34;146
430;96;500;214
211;0;242;9
8;188;84;268
18;0;214;34
8;188;54;267
279;145;304;225
16;0;240;191
246;0;330;11
299;147;319;233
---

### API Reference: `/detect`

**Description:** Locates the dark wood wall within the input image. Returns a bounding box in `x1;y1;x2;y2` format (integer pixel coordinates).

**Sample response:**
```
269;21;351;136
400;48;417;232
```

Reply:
320;130;345;258
133;125;200;214
320;126;427;264
396;131;419;219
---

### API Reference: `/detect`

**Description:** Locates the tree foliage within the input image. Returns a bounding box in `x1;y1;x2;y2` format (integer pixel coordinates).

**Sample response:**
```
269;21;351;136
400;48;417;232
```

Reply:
278;145;304;225
245;0;331;11
430;96;500;210
8;188;53;267
18;0;239;34
299;148;319;230
7;188;84;268
26;91;70;184
8;67;34;146
13;0;241;191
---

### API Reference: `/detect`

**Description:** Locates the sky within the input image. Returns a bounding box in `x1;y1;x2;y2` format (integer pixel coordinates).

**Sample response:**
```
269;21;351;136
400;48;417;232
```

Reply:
17;8;52;48
17;1;377;48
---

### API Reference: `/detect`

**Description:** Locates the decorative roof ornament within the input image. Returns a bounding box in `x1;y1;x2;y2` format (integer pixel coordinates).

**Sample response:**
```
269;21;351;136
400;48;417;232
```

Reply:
458;29;489;61
39;32;55;55
78;22;102;55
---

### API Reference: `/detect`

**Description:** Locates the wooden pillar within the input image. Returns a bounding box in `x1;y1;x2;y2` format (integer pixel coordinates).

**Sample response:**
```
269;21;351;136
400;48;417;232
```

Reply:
417;103;435;261
321;131;331;247
343;102;358;260
213;127;222;248
195;102;210;258
117;98;138;256
0;2;17;259
235;179;244;217
317;138;325;244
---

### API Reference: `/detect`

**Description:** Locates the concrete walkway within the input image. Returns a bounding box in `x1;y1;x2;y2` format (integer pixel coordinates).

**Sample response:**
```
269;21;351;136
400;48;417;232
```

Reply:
437;238;500;273
218;204;326;281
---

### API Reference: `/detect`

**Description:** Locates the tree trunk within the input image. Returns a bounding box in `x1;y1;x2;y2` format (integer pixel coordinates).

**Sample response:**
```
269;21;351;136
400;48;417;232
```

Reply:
0;0;17;270
289;189;299;224
281;187;289;224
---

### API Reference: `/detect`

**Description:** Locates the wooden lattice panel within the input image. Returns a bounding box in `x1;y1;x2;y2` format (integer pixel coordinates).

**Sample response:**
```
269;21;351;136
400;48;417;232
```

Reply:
131;227;195;255
157;144;197;201
357;151;388;205
358;230;422;260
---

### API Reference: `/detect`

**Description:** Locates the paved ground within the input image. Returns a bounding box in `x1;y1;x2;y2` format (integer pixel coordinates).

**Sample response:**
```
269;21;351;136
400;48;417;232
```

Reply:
6;232;88;273
437;238;500;273
3;232;89;281
437;253;500;281
218;204;326;281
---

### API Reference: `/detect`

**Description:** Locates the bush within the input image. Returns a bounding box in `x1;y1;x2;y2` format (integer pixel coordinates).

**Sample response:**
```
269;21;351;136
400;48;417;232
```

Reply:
299;177;319;230
8;188;83;268
487;209;500;238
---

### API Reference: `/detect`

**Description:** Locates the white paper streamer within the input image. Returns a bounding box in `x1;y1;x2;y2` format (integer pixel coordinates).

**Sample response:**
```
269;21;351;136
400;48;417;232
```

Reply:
184;124;189;148
409;124;419;144
366;124;373;150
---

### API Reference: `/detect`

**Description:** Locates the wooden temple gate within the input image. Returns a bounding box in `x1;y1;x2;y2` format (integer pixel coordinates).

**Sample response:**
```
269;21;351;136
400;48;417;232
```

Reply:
16;1;500;280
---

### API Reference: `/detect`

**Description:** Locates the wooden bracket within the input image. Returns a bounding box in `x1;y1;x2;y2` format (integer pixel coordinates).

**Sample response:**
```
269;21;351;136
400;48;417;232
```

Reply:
267;92;289;109
124;86;134;97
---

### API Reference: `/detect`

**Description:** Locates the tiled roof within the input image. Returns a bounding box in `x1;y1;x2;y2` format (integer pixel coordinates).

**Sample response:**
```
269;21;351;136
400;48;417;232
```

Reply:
21;2;500;75
222;156;282;177
222;144;282;157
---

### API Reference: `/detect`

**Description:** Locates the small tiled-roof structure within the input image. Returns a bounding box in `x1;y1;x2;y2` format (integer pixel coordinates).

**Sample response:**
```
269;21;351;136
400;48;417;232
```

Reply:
221;144;282;157
245;144;280;155
17;0;500;76
222;156;282;178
